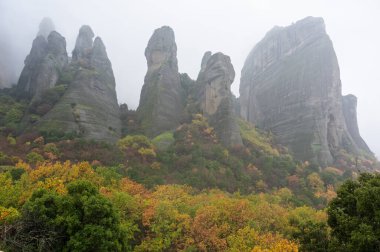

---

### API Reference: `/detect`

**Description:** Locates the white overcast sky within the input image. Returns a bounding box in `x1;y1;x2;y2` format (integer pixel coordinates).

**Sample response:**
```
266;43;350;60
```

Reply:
0;0;379;158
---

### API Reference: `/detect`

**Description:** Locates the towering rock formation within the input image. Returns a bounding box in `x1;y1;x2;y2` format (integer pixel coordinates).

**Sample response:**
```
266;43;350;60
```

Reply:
38;25;121;142
342;94;371;153
137;26;184;136
240;17;370;165
196;52;242;146
17;31;68;100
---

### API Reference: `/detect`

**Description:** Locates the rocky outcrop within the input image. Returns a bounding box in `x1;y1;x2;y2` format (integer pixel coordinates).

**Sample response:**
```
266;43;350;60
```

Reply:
240;17;370;165
137;26;184;136
72;25;94;65
37;25;121;142
196;52;242;146
342;94;371;153
17;31;68;100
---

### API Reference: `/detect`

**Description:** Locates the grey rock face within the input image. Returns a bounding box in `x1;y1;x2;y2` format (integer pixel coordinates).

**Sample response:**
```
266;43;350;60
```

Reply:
137;26;184;136
240;17;369;165
72;25;95;64
197;52;242;146
342;94;371;153
38;26;121;142
17;31;68;99
37;17;55;39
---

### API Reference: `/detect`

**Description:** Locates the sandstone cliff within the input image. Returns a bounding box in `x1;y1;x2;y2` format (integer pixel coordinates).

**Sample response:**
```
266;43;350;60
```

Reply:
196;52;242;146
137;26;184;136
37;25;121;142
240;17;370;165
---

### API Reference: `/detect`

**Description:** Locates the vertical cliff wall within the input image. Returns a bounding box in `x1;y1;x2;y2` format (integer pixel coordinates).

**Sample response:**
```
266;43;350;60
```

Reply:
240;17;370;165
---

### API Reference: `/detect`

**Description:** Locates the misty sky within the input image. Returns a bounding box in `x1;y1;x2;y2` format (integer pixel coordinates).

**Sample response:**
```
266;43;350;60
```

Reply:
0;0;379;158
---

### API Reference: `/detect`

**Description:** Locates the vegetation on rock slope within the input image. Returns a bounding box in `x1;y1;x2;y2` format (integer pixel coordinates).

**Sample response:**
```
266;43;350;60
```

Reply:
0;86;379;251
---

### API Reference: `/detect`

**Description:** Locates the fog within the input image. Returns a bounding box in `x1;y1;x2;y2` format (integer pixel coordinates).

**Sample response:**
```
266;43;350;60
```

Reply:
0;0;379;158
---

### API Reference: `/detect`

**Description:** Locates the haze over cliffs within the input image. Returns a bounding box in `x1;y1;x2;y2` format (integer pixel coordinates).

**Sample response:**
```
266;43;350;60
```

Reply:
240;17;371;165
0;16;375;167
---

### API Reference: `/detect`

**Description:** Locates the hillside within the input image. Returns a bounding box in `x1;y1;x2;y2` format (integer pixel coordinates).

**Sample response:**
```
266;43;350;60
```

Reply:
0;16;379;251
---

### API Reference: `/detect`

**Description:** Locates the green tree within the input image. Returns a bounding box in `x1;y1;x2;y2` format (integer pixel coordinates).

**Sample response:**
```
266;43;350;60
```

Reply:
328;173;380;251
62;180;126;251
5;180;127;251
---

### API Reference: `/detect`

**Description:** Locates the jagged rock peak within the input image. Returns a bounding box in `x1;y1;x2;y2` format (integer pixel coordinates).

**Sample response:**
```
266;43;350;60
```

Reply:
145;26;178;72
92;37;107;59
196;51;242;146
239;16;367;166
17;30;68;98
37;26;121;142
342;95;371;153
93;37;116;90
37;17;55;38
72;25;95;62
198;52;235;116
137;26;184;136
